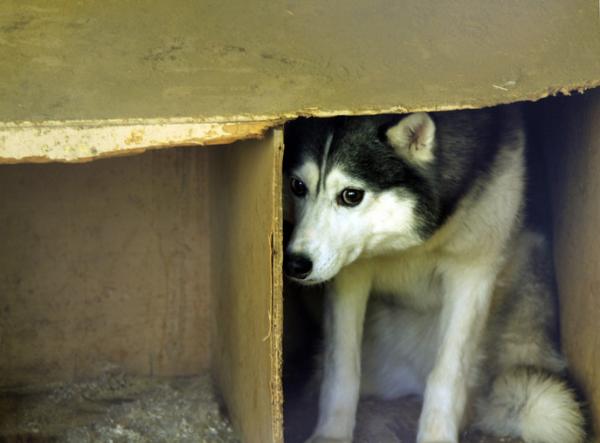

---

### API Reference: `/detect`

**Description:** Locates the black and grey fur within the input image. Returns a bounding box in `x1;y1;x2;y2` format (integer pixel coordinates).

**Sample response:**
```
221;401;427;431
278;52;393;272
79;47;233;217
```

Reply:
283;107;585;443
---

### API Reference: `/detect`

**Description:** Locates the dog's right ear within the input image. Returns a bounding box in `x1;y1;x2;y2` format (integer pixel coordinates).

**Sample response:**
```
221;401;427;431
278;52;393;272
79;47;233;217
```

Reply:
383;113;436;164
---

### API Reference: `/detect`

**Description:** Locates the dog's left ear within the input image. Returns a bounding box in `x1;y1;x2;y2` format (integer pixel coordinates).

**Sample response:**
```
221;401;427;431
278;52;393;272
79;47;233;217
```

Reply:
384;112;436;164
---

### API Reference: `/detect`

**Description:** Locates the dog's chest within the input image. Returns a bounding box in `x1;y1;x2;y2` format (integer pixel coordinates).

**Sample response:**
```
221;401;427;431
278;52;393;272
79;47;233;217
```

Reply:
369;252;444;311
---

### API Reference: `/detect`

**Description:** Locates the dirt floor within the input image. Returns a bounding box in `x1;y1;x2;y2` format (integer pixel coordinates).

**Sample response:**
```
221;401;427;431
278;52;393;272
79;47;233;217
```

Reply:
0;371;520;443
0;373;238;443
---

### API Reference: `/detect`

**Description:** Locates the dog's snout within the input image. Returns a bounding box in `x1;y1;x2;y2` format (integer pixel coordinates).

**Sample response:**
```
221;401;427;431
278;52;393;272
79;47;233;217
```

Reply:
284;253;313;280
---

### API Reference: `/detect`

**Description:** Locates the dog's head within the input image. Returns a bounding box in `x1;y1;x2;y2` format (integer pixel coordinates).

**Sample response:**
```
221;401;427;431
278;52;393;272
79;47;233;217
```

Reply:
283;113;441;284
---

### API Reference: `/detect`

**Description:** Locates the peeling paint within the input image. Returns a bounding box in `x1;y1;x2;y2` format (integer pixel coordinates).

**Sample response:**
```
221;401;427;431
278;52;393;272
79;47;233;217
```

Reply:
0;121;274;164
124;129;145;145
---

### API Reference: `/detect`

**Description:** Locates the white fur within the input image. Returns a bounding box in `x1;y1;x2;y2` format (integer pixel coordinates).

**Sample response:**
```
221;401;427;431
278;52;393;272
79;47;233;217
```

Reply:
310;267;371;441
320;131;334;192
295;160;320;196
476;370;585;443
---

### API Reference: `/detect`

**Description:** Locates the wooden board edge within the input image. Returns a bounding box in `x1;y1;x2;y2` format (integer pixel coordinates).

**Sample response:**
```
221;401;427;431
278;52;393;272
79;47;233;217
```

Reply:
270;128;285;443
0;120;276;164
3;82;600;165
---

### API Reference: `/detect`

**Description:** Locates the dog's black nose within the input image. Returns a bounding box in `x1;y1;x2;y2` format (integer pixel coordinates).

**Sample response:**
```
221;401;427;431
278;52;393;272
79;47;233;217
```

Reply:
284;253;313;279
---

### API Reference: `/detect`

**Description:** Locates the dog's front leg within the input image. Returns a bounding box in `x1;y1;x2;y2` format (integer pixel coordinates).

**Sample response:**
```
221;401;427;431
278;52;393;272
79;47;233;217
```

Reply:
417;265;495;443
307;266;372;443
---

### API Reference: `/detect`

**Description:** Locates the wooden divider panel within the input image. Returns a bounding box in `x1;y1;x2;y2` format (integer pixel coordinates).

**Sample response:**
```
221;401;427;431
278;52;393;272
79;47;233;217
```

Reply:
210;130;284;443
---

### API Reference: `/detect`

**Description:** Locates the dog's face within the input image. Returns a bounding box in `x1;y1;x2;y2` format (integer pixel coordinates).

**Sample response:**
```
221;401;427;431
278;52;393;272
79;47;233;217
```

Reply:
284;113;440;284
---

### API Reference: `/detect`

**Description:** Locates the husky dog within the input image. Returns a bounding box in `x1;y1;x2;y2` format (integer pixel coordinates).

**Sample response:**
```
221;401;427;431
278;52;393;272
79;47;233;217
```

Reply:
283;107;585;443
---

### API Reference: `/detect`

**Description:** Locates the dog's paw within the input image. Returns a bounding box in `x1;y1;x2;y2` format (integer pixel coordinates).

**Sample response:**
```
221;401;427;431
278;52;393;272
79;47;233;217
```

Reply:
417;432;456;443
304;437;352;443
417;406;457;443
417;435;457;443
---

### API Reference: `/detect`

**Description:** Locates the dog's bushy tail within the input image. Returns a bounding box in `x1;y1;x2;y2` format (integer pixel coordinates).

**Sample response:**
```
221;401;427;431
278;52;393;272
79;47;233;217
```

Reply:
476;367;585;443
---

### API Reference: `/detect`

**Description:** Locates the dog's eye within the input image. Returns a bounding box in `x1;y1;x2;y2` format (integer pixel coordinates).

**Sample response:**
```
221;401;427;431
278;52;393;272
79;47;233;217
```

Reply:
290;177;308;197
339;188;364;207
